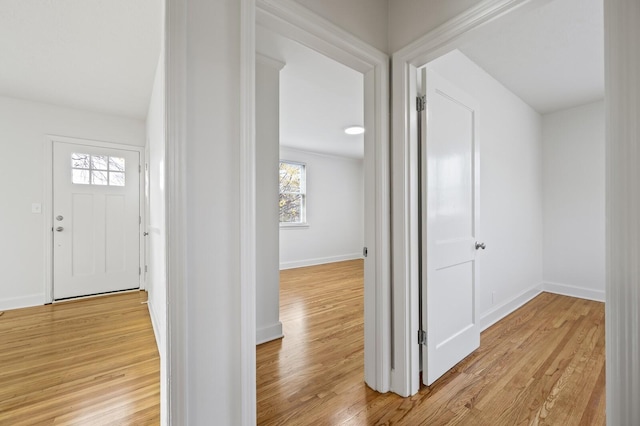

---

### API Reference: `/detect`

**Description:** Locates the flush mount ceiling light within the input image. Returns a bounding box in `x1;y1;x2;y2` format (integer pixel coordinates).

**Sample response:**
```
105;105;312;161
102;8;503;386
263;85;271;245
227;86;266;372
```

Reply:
344;126;365;135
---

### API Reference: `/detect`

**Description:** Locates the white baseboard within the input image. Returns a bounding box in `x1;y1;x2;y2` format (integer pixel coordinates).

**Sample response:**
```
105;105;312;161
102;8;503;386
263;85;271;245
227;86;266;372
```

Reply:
279;253;362;270
479;284;543;331
542;281;605;303
0;294;44;311
147;299;165;358
257;321;284;345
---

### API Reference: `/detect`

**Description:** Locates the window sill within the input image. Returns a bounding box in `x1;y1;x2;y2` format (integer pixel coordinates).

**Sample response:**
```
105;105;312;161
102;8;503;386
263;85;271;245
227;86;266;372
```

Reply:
280;223;309;229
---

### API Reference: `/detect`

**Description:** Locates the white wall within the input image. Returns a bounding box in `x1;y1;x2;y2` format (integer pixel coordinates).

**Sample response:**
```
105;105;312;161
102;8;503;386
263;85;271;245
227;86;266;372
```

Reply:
256;55;284;344
542;100;605;301
147;54;167;351
0;96;145;311
388;0;478;52
183;0;242;422
145;53;167;426
279;147;364;269
293;0;389;53
427;50;544;328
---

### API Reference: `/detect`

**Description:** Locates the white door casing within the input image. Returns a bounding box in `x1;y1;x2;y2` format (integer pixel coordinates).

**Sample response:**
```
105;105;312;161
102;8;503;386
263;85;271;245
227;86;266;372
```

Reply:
164;0;390;422
363;69;377;384
52;140;141;300
391;0;540;397
421;68;480;385
255;0;391;394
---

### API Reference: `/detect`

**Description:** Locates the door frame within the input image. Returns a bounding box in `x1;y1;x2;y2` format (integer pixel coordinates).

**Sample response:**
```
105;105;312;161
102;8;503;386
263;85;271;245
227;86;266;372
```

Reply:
256;0;391;392
390;0;548;397
164;0;389;423
43;135;146;303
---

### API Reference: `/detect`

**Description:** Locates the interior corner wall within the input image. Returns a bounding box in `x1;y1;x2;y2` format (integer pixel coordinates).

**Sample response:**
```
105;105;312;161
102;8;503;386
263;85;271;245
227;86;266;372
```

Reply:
388;0;479;52
0;96;145;311
256;56;284;344
292;0;389;53
279;147;364;270
542;100;605;301
426;50;544;329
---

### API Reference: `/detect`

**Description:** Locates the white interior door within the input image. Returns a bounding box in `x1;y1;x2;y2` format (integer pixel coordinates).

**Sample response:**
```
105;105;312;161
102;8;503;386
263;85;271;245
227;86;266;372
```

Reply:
53;141;141;300
421;68;481;385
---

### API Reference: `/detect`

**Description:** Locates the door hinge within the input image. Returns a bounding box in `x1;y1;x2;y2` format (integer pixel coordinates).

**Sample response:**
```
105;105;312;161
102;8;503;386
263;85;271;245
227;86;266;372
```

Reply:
139;267;142;275
139;216;142;224
418;329;427;345
363;247;368;258
139;164;142;173
145;265;148;273
416;95;426;112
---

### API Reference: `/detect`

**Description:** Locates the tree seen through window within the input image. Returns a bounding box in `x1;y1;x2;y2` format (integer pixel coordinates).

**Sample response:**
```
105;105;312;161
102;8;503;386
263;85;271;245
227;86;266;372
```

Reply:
279;161;306;223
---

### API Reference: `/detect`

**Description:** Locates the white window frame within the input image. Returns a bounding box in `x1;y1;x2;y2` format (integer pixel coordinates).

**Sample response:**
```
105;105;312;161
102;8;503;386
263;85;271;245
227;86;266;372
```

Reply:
70;152;126;186
279;160;308;228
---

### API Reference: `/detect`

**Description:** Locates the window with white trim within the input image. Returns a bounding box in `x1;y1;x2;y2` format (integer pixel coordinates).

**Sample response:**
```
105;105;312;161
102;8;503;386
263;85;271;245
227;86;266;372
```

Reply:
279;161;306;224
71;153;126;186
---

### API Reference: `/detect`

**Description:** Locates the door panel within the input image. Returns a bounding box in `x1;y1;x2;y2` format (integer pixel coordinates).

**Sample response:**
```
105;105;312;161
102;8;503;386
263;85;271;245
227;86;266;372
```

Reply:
421;68;480;386
53;141;141;299
431;262;474;347
105;194;127;272
71;193;95;276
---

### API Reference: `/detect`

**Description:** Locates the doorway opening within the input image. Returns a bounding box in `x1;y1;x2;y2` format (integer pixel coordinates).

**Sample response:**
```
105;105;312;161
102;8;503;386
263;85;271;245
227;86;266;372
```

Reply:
251;2;391;420
256;23;369;421
393;0;604;397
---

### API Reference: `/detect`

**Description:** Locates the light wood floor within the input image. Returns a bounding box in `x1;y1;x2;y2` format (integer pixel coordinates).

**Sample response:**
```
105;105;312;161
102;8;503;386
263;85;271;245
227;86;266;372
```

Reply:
257;260;606;425
0;291;160;425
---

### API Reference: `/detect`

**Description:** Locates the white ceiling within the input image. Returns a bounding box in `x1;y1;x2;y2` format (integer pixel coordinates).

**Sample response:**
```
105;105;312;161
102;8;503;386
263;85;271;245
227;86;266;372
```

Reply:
0;0;600;147
257;26;364;159
0;0;162;120
257;0;603;160
458;0;604;114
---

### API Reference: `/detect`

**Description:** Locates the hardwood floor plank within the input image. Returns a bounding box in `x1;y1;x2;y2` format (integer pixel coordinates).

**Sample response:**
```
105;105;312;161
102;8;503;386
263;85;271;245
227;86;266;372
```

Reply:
0;291;160;425
257;260;605;425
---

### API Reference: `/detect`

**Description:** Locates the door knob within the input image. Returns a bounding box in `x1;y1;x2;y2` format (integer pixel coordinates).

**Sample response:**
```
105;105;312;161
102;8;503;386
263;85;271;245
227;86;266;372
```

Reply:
143;232;149;236
56;227;64;232
56;215;64;221
475;242;486;250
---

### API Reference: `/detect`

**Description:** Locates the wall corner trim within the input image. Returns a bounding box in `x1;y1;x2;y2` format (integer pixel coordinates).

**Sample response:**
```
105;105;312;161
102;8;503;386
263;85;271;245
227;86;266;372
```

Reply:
240;0;258;425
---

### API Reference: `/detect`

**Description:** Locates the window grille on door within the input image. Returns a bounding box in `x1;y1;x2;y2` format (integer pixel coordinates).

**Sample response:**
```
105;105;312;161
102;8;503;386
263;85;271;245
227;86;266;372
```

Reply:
71;153;126;186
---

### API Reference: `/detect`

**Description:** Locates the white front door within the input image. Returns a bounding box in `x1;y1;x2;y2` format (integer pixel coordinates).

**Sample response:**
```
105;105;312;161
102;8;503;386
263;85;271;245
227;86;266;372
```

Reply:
53;141;141;300
421;68;481;385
